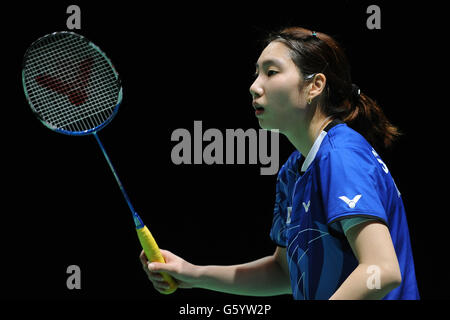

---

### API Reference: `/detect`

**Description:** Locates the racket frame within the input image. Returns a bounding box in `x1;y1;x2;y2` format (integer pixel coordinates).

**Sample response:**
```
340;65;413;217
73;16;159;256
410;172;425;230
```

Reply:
22;31;123;137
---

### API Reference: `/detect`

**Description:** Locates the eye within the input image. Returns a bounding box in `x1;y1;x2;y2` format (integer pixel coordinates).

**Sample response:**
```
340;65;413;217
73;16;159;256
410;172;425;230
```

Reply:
253;71;259;79
267;70;278;77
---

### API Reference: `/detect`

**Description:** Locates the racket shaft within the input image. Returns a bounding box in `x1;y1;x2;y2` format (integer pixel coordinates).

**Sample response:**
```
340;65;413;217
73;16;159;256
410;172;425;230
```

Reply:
94;135;176;293
136;226;178;294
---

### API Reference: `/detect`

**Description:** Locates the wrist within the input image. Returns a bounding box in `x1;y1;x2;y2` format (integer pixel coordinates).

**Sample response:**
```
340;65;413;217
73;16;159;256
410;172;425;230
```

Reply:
189;264;208;289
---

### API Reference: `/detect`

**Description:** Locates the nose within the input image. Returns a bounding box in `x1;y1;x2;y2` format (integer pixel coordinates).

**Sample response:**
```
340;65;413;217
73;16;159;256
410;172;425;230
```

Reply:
249;79;263;99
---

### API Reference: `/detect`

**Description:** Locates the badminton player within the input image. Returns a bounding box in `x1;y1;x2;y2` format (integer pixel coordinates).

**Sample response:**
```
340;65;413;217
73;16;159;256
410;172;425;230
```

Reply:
140;27;420;300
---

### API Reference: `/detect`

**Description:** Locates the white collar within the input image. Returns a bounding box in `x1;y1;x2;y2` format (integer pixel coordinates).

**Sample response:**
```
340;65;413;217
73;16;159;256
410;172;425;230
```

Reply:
301;130;327;173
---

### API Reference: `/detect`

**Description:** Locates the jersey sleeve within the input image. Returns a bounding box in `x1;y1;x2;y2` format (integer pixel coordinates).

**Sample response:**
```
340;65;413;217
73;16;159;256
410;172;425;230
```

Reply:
340;217;376;235
317;148;389;228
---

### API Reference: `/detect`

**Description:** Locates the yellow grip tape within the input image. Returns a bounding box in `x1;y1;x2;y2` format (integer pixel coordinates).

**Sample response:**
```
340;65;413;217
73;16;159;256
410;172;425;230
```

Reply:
136;226;177;294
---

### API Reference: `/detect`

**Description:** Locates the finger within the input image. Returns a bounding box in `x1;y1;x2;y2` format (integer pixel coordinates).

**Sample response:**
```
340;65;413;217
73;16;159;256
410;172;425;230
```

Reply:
139;250;149;266
141;263;159;278
142;263;168;281
146;271;164;282
153;280;171;292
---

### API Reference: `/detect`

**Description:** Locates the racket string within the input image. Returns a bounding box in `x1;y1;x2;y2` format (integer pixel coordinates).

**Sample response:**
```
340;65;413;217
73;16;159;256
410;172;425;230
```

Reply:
23;32;121;133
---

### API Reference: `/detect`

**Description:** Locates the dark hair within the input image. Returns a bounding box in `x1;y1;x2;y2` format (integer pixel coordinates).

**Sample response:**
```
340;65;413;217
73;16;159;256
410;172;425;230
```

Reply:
264;27;400;149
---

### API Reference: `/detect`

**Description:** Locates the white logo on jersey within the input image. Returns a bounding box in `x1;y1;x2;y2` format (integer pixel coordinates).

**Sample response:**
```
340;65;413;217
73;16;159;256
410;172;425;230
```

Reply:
372;148;389;173
339;194;362;208
286;206;292;224
302;200;311;213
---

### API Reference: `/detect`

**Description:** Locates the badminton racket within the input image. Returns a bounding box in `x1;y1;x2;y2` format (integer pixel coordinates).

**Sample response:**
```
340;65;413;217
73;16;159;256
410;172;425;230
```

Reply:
21;31;177;294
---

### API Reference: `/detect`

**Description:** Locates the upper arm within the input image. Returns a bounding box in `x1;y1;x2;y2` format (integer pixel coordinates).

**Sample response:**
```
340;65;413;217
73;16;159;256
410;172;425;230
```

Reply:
345;221;401;282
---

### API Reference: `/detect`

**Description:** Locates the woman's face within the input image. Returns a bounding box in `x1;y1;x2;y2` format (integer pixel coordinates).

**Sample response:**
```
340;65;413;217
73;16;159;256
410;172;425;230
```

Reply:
250;41;308;133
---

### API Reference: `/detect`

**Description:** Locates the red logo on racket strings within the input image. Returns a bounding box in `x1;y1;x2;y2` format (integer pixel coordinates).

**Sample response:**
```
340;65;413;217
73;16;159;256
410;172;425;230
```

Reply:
35;57;94;106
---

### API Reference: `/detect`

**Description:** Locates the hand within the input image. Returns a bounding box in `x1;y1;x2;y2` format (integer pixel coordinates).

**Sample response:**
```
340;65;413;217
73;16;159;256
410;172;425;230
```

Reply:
140;249;201;293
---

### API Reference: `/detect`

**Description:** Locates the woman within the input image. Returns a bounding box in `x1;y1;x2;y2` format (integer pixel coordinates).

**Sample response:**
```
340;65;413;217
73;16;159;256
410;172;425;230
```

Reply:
140;27;420;300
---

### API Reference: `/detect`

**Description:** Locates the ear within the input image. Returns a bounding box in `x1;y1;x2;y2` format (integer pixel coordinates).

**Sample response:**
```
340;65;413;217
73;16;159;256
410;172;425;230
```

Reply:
307;73;327;101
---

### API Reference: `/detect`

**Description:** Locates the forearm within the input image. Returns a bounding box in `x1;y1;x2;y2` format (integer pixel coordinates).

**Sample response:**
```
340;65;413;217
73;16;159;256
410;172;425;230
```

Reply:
329;263;401;300
194;255;291;296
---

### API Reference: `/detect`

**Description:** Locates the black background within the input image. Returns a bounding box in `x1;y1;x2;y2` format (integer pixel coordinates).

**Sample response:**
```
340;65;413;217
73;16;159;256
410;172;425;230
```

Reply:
1;0;447;312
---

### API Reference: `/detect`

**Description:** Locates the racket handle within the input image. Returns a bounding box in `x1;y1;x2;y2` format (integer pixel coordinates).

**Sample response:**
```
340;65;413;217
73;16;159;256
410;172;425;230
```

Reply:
136;226;178;294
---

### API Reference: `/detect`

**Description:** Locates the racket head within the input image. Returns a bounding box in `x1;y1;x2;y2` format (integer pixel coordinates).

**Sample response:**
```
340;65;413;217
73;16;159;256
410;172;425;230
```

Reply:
22;31;123;136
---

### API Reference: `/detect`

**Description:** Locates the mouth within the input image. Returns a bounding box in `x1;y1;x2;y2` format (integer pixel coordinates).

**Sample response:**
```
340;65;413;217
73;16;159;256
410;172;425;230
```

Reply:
253;102;265;116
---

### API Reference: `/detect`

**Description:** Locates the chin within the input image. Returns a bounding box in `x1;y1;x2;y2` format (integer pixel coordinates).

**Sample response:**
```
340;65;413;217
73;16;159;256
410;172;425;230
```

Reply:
258;119;282;133
257;118;270;130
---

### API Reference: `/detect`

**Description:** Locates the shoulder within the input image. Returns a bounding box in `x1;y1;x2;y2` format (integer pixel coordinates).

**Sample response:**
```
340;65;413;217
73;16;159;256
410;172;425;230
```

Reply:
317;124;377;168
326;123;372;152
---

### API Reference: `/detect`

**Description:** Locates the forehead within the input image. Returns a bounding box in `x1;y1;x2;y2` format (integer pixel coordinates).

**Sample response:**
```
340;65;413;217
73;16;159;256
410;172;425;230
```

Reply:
256;41;292;67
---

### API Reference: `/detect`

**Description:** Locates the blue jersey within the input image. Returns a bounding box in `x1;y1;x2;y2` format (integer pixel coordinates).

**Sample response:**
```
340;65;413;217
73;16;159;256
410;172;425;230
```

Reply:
270;121;419;300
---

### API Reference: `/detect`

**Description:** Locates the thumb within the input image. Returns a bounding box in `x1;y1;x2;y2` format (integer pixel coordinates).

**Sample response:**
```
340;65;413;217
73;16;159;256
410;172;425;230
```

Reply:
148;261;176;274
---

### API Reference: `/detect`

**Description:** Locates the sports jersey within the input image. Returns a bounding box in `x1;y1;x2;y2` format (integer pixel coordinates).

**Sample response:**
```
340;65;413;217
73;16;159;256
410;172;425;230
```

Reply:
270;120;419;300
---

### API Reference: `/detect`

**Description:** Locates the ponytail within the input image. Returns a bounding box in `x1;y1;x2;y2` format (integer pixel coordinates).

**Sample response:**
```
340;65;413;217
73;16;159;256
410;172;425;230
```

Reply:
344;86;401;149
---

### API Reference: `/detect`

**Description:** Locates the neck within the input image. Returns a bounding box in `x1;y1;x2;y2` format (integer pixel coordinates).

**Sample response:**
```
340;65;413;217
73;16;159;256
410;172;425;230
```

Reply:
285;111;332;156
